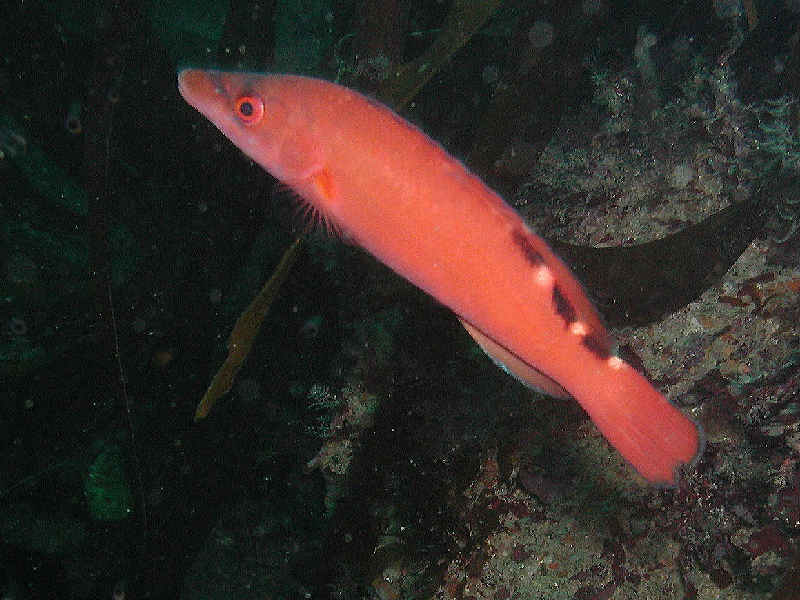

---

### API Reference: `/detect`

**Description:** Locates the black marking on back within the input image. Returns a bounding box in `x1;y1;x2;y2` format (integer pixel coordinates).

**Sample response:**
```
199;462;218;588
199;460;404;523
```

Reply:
511;229;544;267
552;286;576;325
582;333;612;359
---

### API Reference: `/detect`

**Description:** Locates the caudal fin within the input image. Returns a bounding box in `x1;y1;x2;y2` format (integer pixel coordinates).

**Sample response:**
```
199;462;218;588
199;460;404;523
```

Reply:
462;318;701;485
573;361;702;485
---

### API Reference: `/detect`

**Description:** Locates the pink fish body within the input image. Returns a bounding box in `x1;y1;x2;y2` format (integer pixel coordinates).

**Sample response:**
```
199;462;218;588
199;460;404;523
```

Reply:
178;69;701;485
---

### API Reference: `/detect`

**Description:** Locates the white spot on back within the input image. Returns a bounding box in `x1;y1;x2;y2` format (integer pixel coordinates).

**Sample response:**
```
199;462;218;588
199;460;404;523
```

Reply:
535;265;554;287
569;321;588;337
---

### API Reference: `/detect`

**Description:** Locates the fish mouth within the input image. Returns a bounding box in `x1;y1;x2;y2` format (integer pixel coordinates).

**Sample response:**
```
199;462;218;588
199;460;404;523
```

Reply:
177;68;204;102
177;69;229;110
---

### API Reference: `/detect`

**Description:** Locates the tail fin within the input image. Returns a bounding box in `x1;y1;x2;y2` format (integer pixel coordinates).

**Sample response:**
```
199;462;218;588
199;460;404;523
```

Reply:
462;318;701;485
571;360;702;485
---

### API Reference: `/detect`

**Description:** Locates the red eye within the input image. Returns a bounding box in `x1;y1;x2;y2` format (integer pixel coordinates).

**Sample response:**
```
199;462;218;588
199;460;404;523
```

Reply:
234;95;264;125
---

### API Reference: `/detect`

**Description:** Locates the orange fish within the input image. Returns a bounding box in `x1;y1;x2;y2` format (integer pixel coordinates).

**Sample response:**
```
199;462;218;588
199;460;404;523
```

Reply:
178;69;701;485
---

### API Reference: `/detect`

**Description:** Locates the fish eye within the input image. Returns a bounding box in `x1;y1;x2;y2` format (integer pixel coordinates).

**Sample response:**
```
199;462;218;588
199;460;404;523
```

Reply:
234;95;264;125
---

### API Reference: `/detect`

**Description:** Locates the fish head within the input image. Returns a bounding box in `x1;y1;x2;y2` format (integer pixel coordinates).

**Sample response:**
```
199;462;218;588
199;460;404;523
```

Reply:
178;68;324;185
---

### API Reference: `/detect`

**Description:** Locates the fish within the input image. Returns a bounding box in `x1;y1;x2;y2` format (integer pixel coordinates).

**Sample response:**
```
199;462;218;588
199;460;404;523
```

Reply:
178;69;701;485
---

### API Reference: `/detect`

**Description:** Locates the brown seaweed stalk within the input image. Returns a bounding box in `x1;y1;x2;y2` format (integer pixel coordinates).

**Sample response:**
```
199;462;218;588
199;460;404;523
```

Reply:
195;237;303;420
